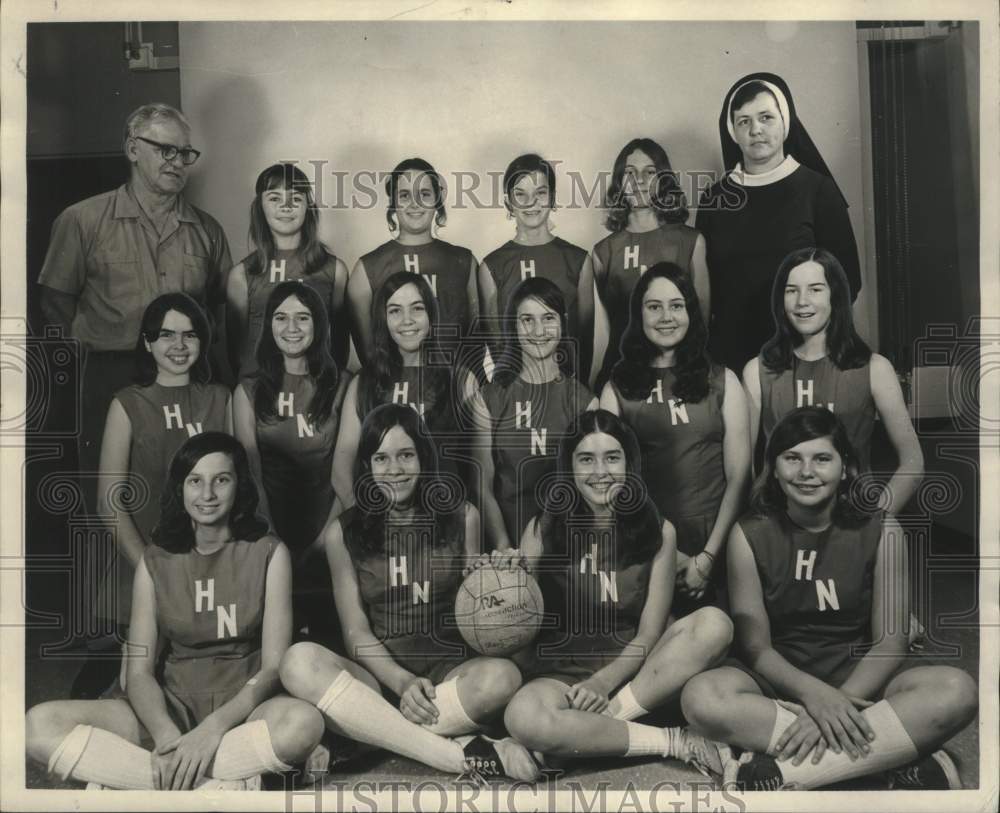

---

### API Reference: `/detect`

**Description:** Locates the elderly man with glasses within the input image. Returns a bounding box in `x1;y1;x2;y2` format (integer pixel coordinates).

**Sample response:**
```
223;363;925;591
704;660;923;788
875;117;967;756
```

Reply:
39;102;232;475
36;103;233;696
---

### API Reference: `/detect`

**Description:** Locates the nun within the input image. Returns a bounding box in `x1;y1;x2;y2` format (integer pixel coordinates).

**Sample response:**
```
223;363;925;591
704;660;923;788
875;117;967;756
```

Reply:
696;72;861;374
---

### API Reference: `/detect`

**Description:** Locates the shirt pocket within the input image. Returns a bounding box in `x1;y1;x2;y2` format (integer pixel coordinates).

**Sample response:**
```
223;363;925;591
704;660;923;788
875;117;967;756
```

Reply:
183;248;210;300
95;257;142;302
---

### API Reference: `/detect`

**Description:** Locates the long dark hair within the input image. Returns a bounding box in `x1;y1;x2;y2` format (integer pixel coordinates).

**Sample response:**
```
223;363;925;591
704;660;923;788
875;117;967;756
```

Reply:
385;157;447;232
538;409;661;568
252;280;340;425
750;406;869;525
604;137;688;233
152;432;268;553
348;404;464;557
492;276;575;388
134;292;212;386
358;272;453;430
611;263;712;403
246;163;328;277
760;247;871;373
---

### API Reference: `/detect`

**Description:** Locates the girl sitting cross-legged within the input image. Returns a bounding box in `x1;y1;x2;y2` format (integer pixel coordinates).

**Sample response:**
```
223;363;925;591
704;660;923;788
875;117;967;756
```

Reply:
26;432;324;790
279;404;540;783
680;407;977;790
501;409;735;776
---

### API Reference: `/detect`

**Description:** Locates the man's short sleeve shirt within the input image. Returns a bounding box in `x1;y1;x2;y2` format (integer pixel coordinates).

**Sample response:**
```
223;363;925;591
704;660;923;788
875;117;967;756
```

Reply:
38;184;231;350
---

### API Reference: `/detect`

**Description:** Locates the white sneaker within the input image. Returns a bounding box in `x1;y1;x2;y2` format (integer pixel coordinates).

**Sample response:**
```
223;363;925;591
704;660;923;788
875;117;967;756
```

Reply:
669;727;733;777
459;735;541;784
301;742;331;786
725;750;755;786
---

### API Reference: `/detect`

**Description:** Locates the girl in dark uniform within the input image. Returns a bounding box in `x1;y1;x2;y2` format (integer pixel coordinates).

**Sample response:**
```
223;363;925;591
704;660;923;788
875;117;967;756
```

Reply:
27;432;324;790
227;163;350;376
600;263;750;613
347;157;479;368
501;409;734;774
234;281;350;642
743;247;923;509
333;271;475;509
96;293;231;643
582;138;709;390
479;153;588;377
680;408;977;790
469;277;597;551
279;404;539;782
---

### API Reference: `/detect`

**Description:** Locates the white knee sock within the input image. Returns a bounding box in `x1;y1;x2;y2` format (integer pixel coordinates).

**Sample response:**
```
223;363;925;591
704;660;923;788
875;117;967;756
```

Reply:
423;678;479;736
211;719;293;779
766;701;799;755
623;721;670;757
605;683;649;722
777;700;919;789
316;670;464;773
48;724;154;789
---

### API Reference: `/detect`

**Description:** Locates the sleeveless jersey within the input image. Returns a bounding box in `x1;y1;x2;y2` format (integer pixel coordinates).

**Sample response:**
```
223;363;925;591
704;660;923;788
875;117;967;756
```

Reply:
342;505;468;670
739;511;883;687
592;223;699;385
240;249;347;376
481;375;594;544
104;381;229;623
144;536;275;727
759;355;875;472
361;239;475;337
484;237;587;340
356;366;458;434
537;520;653;658
613;365;727;556
356;365;465;483
242;372;344;552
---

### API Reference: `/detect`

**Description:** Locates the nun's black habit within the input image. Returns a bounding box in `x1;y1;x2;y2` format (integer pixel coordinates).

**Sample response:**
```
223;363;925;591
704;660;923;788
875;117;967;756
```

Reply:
696;72;861;374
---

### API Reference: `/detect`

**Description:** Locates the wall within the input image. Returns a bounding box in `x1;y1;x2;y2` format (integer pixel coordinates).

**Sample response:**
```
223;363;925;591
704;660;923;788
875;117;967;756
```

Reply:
23;23;183;617
27;22;181;157
177;20;870;337
26;23;182;332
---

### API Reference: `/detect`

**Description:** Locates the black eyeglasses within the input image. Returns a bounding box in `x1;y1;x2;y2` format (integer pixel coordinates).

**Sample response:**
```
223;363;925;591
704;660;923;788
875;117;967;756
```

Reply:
133;136;201;166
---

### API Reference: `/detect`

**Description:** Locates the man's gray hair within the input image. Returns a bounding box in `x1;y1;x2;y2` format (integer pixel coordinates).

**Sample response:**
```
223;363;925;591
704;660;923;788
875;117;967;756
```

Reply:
123;103;191;147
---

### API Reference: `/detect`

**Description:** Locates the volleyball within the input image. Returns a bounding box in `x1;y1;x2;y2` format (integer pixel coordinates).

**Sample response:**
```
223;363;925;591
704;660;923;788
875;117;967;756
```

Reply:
454;565;544;657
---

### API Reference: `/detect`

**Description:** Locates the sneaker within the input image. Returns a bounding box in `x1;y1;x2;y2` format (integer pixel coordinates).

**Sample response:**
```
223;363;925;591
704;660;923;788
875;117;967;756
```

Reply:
886;751;962;790
735;753;795;791
84;782;105;790
299;741;331;786
459;735;541;785
671;727;733;777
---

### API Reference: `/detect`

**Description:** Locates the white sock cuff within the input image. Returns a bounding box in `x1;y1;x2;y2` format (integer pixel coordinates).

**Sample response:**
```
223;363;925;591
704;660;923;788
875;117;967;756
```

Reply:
864;700;919;760
608;684;649;722
624;721;670;757
48;724;93;780
317;669;356;716
767;701;799;755
245;719;294;774
424;678;478;736
779;699;920;789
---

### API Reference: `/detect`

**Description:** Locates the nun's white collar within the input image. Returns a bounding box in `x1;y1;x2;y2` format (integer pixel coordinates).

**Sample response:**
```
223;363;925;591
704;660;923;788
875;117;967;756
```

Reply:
731;155;801;187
